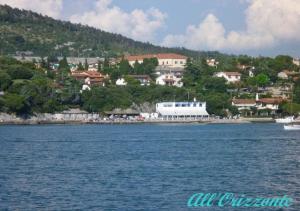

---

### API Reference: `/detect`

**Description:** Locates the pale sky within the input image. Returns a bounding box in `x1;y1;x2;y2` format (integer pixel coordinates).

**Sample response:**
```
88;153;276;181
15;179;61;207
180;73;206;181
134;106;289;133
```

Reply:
0;0;300;57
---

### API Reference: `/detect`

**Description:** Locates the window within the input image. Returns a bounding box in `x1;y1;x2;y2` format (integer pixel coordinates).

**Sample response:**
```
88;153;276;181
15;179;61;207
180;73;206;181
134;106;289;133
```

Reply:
193;103;197;107
175;61;178;64
180;61;183;64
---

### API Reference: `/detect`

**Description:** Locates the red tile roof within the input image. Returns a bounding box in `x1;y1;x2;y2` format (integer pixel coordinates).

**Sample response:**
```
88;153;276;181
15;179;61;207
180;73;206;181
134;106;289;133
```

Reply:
124;53;188;61
258;98;283;104
71;71;104;79
232;99;256;105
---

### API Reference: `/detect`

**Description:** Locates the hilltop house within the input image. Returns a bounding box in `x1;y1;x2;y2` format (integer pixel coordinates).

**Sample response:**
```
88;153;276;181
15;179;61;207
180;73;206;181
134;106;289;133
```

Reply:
124;53;188;68
215;72;241;83
206;58;219;67
293;58;300;66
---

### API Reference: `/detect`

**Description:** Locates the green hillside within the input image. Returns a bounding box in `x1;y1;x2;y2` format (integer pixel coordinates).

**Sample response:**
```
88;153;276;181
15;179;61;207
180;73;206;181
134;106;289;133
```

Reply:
0;4;221;58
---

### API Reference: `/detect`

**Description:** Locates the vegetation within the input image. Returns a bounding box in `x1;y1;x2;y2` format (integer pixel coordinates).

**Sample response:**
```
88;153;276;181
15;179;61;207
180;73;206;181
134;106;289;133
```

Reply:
0;5;299;117
0;4;215;58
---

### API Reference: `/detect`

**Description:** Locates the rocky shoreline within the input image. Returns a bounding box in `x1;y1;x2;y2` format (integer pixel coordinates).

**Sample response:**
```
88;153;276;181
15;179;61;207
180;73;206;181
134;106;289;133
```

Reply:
0;112;276;125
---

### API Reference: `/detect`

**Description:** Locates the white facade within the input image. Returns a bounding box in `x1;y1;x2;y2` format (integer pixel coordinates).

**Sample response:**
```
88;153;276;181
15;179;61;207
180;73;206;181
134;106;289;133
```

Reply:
293;58;300;66
156;74;183;87
156;101;209;117
206;59;219;67
278;71;289;80
126;53;188;69
116;78;127;86
215;72;241;83
129;58;186;68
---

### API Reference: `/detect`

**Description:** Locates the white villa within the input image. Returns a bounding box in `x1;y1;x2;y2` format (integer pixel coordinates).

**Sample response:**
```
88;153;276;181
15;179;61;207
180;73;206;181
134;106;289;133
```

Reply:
215;72;241;83
156;101;209;118
206;58;219;67
156;73;183;87
124;53;188;68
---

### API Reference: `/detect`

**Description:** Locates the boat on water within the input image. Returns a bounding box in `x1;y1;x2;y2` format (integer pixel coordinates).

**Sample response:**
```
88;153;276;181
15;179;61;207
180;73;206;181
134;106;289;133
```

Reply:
275;116;294;123
284;123;300;130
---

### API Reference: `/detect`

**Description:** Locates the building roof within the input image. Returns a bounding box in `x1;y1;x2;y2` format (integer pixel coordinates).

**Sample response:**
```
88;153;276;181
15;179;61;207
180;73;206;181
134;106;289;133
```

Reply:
232;99;256;105
124;53;188;61
258;98;283;104
71;71;104;79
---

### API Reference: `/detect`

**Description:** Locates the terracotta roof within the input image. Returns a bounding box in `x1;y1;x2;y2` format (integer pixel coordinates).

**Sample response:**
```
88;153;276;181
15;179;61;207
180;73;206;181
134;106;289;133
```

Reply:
258;98;283;104
71;71;104;79
232;99;256;105
124;53;187;61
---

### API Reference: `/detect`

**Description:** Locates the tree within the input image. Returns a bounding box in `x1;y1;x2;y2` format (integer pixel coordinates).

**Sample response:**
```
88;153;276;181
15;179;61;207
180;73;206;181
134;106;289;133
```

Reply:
119;59;132;75
84;58;88;70
58;56;69;71
7;65;33;80
77;62;84;71
255;73;270;87
294;79;300;104
3;93;27;114
0;71;12;90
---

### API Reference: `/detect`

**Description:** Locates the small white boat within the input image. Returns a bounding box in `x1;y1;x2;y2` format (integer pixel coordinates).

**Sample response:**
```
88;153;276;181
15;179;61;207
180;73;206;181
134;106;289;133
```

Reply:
275;116;294;123
284;124;300;130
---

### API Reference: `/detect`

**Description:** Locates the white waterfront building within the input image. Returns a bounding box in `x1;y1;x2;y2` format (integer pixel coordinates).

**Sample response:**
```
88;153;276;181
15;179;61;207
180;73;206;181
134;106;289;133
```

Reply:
156;101;209;119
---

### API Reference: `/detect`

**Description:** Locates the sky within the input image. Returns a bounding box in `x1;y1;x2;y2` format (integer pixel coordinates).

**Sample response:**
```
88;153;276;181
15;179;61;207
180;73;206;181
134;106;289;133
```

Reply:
0;0;300;57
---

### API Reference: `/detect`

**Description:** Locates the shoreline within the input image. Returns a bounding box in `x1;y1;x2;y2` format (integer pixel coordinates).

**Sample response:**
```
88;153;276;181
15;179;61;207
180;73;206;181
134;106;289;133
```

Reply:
0;118;276;125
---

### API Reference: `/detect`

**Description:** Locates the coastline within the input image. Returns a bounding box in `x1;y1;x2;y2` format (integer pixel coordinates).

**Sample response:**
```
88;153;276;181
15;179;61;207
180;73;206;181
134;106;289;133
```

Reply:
0;116;276;125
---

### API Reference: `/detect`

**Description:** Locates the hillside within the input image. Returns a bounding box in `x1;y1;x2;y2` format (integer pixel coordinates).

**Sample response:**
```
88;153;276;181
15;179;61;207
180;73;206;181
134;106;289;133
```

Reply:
0;4;221;58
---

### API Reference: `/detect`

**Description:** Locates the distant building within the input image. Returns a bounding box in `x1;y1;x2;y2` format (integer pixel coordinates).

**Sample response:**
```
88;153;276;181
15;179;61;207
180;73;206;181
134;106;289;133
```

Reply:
215;72;241;83
278;70;300;80
128;75;151;86
156;101;209;118
293;58;300;66
116;78;127;86
278;71;289;80
156;73;183;87
71;71;107;88
232;99;256;111
206;58;219;67
232;94;284;116
124;53;188;68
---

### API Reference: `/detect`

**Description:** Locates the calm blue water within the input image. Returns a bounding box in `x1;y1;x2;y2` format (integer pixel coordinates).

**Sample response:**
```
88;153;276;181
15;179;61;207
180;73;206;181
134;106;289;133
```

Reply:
0;123;299;211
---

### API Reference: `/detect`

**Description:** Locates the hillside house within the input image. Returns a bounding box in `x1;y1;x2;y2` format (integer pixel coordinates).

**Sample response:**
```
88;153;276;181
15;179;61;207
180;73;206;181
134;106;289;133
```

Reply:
215;72;241;83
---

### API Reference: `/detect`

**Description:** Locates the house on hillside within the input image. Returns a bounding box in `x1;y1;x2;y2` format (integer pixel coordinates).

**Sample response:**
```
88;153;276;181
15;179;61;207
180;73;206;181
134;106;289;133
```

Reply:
215;72;241;83
232;94;284;116
124;53;188;68
71;71;107;90
293;58;300;66
156;73;183;87
128;75;151;86
206;58;219;67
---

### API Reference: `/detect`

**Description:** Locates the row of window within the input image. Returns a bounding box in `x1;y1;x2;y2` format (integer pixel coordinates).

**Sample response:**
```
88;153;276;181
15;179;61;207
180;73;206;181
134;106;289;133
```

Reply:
161;103;203;108
160;60;185;65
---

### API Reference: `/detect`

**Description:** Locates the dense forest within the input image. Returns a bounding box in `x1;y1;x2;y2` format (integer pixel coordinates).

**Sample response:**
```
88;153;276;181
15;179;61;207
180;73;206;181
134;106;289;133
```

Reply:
0;4;220;58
